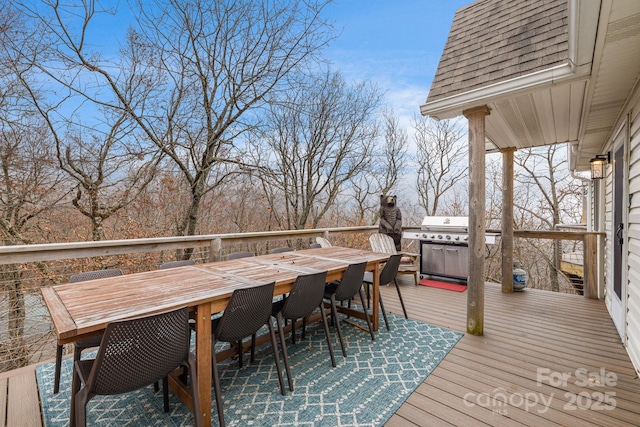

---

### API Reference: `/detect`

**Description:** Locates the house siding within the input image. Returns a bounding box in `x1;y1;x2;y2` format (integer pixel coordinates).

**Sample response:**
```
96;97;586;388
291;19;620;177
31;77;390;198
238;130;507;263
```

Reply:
626;92;640;373
604;163;613;313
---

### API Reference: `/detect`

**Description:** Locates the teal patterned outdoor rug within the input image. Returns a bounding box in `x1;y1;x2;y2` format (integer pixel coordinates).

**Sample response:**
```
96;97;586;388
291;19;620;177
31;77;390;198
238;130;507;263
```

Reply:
36;313;462;426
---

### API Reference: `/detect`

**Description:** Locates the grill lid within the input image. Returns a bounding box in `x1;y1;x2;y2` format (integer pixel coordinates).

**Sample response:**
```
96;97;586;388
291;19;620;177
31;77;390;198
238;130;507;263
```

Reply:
420;216;468;232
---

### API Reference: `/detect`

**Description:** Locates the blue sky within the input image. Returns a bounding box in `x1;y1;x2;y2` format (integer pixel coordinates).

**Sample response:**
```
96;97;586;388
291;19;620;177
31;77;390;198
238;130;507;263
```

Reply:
323;0;471;122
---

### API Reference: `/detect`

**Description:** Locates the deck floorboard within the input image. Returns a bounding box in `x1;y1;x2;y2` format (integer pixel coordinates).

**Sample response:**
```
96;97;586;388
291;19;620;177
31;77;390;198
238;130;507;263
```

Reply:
2;280;639;427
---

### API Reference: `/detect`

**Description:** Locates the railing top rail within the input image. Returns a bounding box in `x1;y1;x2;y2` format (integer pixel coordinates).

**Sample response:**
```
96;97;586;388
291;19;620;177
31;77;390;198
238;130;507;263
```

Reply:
0;226;379;265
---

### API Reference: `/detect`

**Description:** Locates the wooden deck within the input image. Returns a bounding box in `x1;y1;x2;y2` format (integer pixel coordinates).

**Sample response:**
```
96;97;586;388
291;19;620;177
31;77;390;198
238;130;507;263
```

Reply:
2;281;640;426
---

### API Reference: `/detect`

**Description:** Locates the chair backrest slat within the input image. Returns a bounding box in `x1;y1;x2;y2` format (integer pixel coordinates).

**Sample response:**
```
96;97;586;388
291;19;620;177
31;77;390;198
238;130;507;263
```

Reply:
369;233;398;255
316;237;332;248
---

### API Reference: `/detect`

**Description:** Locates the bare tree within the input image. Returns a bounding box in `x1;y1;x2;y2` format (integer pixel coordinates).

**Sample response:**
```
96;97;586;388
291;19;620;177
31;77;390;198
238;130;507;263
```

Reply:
414;117;468;216
249;69;383;230
0;4;72;369
351;108;408;225
514;144;584;292
15;0;335;243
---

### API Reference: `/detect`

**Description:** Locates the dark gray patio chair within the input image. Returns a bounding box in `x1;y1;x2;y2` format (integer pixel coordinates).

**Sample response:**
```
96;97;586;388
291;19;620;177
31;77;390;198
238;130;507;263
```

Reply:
271;271;335;391
270;247;293;254
323;261;372;357
70;306;200;427
159;259;195;269
362;254;406;330
54;268;123;394
227;251;254;260
207;281;285;426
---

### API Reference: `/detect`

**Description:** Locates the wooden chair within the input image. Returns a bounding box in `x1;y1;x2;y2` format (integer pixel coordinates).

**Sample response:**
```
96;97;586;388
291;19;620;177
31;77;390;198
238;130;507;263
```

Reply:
315;237;333;248
369;233;419;285
70;307;200;427
54;268;124;394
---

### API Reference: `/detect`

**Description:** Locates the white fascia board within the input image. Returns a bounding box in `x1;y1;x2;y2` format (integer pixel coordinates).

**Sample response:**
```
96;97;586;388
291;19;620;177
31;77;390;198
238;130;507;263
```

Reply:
420;62;589;120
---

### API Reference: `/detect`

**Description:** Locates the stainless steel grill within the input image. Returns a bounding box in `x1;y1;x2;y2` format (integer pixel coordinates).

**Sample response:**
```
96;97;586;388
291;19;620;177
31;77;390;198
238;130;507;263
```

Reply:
403;216;498;282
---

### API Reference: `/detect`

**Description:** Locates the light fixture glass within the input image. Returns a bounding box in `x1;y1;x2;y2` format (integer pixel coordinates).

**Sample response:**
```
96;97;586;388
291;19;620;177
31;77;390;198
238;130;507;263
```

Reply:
590;154;609;180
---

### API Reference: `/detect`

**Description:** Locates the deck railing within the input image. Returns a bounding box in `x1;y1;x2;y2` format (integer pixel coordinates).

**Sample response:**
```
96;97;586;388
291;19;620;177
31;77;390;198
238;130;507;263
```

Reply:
511;229;604;298
0;225;603;373
0;226;377;372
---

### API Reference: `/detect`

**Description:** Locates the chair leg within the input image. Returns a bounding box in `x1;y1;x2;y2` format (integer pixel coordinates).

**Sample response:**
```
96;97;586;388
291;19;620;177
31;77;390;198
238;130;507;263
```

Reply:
54;344;63;394
211;339;226;427
301;316;307;340
237;340;243;368
377;288;390;331
162;377;169;412
186;356;202;427
364;284;371;309
70;362;82;427
249;331;258;361
394;279;408;319
267;321;286;395
330;296;347;357
358;288;375;341
319;305;337;367
291;318;297;344
276;313;294;392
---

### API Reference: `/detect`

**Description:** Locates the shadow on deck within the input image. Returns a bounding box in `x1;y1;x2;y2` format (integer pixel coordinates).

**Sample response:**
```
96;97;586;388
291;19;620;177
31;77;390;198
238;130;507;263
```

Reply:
2;281;639;427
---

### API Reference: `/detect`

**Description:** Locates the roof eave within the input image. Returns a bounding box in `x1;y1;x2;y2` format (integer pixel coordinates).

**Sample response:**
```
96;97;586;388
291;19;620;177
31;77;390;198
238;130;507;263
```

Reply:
420;62;589;120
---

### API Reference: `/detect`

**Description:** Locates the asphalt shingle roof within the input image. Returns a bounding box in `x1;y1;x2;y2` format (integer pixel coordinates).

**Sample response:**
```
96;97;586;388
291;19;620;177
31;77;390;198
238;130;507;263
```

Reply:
426;0;569;102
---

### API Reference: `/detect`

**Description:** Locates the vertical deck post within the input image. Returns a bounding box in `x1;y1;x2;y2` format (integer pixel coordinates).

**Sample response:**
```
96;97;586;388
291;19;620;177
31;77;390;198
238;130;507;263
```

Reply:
210;237;222;262
463;105;490;336
501;148;516;293
583;233;598;298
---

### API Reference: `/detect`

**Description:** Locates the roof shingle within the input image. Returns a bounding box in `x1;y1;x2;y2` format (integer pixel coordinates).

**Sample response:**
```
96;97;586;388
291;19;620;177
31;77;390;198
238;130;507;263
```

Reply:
426;0;569;102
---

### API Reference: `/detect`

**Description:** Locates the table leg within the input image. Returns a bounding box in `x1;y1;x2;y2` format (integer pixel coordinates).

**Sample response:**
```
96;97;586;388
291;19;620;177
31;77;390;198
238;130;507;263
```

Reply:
371;262;381;332
195;303;213;427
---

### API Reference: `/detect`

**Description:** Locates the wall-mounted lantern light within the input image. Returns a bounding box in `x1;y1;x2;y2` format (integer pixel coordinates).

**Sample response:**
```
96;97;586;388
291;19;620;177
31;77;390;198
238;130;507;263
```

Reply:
590;153;610;180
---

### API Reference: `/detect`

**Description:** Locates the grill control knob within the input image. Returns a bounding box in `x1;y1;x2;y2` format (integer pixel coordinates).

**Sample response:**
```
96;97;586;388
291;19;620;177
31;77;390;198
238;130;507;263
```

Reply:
463;236;469;241
454;235;460;241
422;233;428;239
430;234;436;239
445;235;451;240
437;235;443;240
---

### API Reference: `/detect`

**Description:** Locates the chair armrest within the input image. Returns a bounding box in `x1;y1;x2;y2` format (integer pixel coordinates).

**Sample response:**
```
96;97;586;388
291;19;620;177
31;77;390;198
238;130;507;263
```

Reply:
401;251;419;258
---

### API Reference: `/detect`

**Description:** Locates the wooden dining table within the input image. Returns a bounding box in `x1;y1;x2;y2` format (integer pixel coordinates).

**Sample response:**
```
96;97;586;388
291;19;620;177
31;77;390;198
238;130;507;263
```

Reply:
41;246;390;427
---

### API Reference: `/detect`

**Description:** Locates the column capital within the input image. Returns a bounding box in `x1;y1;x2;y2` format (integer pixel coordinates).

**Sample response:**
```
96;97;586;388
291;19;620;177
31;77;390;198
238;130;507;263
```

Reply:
463;105;491;118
